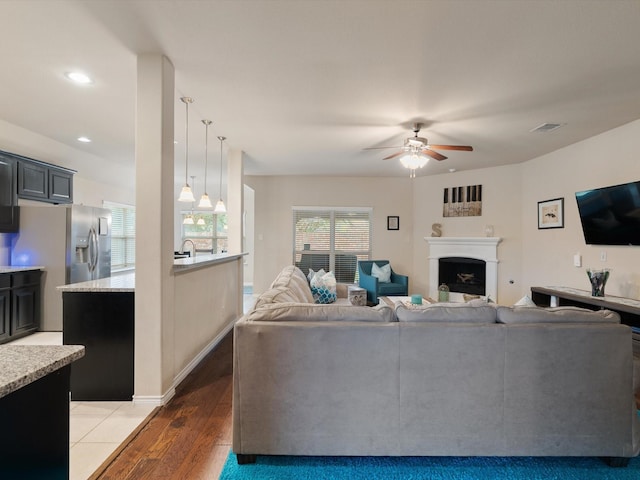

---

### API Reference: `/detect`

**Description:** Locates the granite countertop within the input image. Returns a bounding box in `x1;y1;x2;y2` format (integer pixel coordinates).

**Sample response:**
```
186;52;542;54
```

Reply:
173;252;247;274
57;272;135;292
0;266;45;274
0;345;84;399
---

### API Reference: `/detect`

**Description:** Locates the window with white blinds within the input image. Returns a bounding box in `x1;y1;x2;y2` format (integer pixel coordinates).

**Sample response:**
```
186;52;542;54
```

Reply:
293;207;372;283
104;201;135;272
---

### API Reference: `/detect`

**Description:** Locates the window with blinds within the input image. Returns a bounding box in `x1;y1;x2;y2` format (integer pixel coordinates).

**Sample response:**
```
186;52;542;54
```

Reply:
181;212;228;253
293;207;372;283
104;201;136;271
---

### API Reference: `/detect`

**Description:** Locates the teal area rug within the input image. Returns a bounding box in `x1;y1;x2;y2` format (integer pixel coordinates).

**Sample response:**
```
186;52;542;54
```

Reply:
220;453;640;480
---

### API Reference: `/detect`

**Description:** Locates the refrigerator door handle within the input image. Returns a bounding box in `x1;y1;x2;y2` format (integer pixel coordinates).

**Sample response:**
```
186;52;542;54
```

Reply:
89;227;99;273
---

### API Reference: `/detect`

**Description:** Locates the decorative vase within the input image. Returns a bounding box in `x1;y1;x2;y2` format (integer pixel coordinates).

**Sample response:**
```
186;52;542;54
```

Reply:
438;283;450;302
586;268;610;297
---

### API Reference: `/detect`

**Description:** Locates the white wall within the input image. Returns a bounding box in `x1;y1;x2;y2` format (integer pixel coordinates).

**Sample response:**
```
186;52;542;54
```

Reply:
521;119;640;299
244;175;415;294
411;164;523;304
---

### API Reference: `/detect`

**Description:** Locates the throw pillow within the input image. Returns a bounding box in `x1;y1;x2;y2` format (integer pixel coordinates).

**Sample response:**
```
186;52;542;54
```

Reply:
310;270;337;304
513;295;537;307
371;263;391;283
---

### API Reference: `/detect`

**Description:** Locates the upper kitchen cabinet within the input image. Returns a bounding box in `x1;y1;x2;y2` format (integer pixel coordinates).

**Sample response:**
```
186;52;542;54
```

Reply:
0;153;19;232
18;160;74;204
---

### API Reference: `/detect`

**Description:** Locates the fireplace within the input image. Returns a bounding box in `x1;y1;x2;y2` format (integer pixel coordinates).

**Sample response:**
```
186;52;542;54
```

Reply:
439;257;486;296
425;237;502;302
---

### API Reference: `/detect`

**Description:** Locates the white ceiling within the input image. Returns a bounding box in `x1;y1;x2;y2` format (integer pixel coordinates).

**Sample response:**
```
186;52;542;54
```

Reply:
1;0;640;186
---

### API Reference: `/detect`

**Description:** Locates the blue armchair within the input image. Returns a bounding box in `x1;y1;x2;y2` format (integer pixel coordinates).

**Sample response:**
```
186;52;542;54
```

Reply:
358;260;409;304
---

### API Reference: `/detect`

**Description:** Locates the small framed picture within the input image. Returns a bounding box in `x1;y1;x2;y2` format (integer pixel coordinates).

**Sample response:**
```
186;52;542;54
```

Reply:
387;216;399;231
538;197;564;229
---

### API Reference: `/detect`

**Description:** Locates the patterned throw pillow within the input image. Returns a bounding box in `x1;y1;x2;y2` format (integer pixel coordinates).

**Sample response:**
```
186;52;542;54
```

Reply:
309;270;337;304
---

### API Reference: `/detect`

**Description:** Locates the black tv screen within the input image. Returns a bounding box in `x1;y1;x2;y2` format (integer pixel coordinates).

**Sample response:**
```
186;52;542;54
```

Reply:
575;180;640;246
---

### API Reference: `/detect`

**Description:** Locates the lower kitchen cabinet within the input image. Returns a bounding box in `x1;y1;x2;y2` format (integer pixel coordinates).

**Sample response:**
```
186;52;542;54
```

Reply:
0;270;42;344
0;277;10;342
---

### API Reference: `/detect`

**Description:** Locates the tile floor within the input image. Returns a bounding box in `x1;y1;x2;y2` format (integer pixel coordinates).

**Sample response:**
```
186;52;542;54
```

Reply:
8;289;258;480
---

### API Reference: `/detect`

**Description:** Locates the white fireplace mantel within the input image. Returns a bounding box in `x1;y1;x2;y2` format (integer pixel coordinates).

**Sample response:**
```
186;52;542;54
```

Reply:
424;237;502;302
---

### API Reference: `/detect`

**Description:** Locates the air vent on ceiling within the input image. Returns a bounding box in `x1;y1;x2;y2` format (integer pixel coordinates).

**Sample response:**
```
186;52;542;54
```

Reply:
530;123;565;133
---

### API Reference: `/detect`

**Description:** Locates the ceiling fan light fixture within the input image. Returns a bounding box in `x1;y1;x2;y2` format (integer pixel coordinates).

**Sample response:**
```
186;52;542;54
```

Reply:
399;151;429;170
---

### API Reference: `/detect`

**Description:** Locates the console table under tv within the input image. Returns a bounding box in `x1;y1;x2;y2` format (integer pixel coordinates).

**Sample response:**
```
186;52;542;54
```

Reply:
530;286;640;329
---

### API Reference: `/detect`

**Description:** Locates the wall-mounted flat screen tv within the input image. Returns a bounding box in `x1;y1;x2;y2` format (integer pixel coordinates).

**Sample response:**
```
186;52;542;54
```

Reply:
575;180;640;246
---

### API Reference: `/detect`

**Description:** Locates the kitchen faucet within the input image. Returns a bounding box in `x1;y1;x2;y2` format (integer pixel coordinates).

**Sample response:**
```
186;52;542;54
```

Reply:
180;239;196;258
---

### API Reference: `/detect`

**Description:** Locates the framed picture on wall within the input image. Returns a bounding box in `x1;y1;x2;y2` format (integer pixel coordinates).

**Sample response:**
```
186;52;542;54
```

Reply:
387;216;399;230
538;197;564;229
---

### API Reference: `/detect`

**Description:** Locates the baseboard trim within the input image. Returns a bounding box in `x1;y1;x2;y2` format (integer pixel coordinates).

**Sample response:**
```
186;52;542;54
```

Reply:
132;318;237;407
132;388;175;407
172;319;237;388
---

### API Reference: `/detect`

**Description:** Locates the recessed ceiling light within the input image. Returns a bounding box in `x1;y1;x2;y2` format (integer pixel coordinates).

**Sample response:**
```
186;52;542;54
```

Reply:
65;71;93;85
77;137;91;143
449;168;456;173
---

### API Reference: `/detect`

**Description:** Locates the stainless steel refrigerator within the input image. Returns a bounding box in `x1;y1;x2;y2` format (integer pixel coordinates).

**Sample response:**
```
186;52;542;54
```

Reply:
11;205;111;331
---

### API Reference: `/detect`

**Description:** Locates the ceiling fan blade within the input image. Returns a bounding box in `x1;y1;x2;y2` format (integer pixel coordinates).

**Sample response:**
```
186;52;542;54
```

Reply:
422;149;447;161
382;150;405;160
428;144;473;151
363;146;403;150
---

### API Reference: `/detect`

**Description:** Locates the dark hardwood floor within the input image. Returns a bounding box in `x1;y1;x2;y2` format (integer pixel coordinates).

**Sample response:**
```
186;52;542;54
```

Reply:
93;328;640;479
93;333;233;480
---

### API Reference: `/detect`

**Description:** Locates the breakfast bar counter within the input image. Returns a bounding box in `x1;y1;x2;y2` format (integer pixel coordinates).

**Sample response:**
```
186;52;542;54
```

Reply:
0;345;84;479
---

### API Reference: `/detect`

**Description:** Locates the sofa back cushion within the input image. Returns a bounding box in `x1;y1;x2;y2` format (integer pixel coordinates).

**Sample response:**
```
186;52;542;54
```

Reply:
245;302;397;323
396;300;497;323
496;305;620;324
269;265;314;303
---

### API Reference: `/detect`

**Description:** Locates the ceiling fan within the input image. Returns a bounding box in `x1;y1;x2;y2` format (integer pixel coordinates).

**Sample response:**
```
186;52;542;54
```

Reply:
365;123;473;176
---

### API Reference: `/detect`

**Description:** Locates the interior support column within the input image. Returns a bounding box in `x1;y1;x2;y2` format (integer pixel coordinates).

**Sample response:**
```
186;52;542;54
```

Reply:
134;54;176;403
227;148;244;313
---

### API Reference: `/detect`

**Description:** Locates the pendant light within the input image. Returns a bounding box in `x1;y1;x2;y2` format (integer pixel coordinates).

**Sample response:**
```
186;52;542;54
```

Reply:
198;119;213;208
214;136;227;213
183;175;196;224
178;97;196;202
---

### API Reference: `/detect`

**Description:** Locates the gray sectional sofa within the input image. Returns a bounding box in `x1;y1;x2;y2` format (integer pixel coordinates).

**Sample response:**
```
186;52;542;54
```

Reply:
232;265;640;465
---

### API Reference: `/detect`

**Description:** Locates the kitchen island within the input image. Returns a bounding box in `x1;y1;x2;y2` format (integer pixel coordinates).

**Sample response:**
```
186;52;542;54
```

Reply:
0;344;84;479
58;273;134;401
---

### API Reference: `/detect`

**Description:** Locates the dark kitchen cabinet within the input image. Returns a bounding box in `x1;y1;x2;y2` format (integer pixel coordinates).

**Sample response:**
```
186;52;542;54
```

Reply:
0;153;19;232
14;154;74;204
49;166;73;203
18;160;48;201
1;150;75;206
0;275;10;342
0;270;42;344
